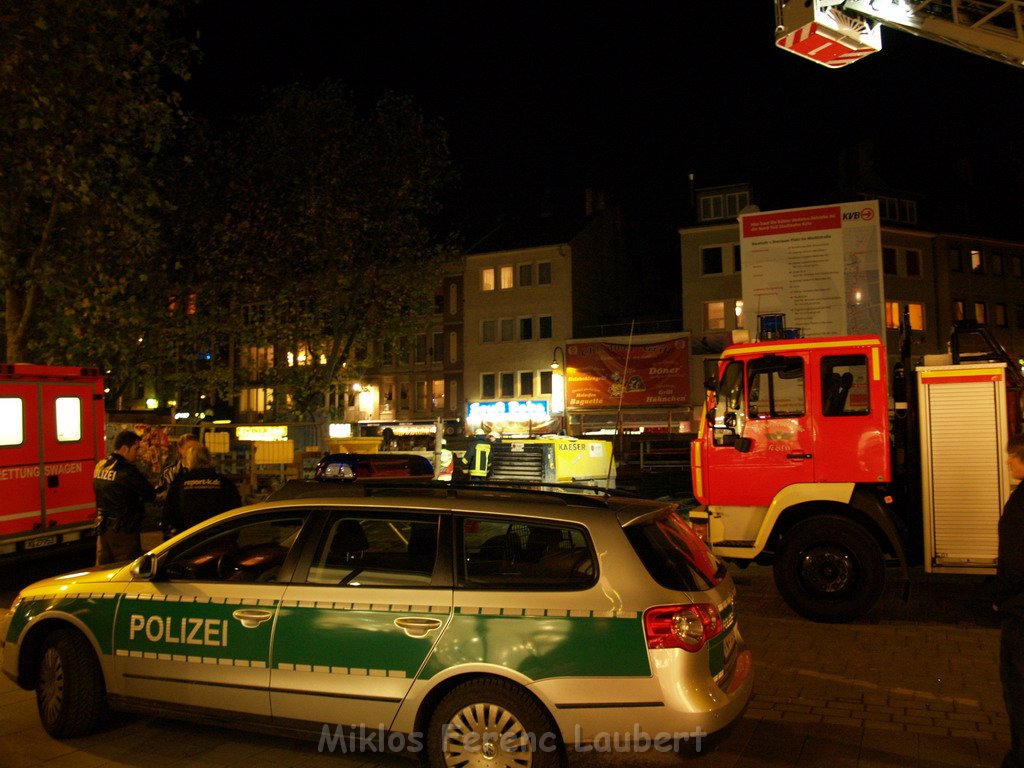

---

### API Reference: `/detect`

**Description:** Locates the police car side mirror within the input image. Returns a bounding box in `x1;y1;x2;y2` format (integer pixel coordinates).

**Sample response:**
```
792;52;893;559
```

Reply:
131;553;162;581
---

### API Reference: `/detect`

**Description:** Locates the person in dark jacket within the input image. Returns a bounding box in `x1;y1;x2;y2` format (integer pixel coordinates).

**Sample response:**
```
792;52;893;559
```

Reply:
996;433;1024;768
93;429;156;566
155;432;199;502
163;443;241;537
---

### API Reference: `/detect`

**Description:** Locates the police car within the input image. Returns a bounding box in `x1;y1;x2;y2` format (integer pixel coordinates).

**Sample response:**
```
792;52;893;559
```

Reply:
0;484;751;764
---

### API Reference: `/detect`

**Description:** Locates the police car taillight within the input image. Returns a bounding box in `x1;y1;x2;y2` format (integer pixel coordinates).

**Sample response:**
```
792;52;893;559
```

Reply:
643;604;722;652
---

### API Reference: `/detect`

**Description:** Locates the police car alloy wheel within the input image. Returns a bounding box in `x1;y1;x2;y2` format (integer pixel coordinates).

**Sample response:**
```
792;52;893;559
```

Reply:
428;678;561;768
36;629;106;738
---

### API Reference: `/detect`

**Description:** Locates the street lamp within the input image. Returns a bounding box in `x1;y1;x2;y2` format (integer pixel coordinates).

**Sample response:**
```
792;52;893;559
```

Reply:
550;346;569;435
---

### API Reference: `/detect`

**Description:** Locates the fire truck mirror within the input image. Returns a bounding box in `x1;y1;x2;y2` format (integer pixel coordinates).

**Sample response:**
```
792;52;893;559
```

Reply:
733;437;753;453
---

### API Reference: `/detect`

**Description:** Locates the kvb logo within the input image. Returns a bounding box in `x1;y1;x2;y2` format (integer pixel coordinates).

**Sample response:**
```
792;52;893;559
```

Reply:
842;207;875;222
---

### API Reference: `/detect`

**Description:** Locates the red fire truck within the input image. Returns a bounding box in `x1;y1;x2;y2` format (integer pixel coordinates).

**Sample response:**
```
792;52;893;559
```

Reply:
0;364;105;557
689;324;1023;622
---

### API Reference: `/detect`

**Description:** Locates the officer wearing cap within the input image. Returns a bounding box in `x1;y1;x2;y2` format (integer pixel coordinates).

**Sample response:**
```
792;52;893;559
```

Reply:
93;429;156;565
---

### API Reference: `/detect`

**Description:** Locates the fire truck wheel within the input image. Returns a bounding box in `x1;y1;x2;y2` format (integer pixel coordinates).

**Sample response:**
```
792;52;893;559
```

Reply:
773;515;885;623
36;628;107;737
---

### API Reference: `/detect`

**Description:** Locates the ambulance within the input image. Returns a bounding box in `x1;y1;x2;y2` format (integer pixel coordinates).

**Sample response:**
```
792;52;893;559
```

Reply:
0;364;105;557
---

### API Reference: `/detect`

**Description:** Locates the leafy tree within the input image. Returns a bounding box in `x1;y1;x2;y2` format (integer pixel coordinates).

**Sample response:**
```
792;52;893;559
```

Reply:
0;0;193;402
198;82;455;419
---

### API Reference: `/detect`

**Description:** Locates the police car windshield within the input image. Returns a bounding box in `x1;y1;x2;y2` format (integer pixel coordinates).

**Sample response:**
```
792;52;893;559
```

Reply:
625;510;726;592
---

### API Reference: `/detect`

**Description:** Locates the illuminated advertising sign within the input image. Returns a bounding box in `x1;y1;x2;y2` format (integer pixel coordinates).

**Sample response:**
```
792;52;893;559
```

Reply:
567;337;690;409
467;400;550;420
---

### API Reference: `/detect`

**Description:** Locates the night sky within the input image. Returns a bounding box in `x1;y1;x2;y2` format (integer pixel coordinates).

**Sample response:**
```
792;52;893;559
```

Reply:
184;1;1024;265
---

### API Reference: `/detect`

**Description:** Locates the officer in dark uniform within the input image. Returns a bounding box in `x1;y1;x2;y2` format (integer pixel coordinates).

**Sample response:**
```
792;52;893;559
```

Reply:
93;429;156;565
163;443;241;537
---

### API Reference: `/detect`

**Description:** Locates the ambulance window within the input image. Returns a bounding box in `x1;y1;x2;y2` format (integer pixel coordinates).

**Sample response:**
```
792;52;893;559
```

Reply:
0;398;24;446
821;355;870;416
55;397;82;442
748;357;805;418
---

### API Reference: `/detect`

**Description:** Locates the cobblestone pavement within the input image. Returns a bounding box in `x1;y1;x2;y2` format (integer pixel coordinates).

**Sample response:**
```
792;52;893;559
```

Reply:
0;555;1011;767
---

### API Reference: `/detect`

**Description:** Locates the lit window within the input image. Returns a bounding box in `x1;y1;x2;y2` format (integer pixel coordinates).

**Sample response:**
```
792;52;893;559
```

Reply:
971;250;983;274
974;302;987;323
885;301;924;330
415;381;428;410
55;397;82;442
704;301;726;331
0;398;24;446
952;300;966;322
500;266;514;289
481;268;495;291
432;379;444;409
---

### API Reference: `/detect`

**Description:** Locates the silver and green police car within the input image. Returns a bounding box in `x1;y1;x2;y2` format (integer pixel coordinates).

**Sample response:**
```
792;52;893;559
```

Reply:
1;484;751;765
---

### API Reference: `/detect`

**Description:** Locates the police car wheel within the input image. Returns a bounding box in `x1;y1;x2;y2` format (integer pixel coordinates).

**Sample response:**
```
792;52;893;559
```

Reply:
427;678;562;768
36;629;106;738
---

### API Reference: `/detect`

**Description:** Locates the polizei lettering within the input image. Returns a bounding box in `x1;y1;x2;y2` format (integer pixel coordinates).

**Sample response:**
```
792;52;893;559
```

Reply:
128;614;229;647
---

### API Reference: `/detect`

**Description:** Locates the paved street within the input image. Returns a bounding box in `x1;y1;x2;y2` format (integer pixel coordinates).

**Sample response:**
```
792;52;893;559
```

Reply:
0;554;1011;767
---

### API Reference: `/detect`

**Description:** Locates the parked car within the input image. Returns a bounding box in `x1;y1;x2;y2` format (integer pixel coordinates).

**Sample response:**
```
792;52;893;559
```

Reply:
0;483;752;764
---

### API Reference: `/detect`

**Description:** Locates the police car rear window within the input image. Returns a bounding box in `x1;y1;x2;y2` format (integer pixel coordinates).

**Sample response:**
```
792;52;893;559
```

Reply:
625;511;726;592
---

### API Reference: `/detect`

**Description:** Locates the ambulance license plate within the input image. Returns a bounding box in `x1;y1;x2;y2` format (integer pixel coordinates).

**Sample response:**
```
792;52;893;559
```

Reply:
25;535;59;550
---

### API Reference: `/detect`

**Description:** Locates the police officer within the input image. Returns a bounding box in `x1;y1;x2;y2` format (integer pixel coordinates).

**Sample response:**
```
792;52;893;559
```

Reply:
94;429;156;565
163;443;241;537
155;432;199;502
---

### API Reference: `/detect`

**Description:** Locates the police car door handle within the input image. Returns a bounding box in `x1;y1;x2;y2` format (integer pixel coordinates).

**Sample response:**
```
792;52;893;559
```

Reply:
232;609;274;629
394;616;443;638
786;452;813;460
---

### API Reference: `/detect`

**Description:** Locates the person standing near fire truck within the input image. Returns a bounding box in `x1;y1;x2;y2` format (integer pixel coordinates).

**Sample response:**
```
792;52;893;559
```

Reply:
995;433;1024;768
93;430;156;566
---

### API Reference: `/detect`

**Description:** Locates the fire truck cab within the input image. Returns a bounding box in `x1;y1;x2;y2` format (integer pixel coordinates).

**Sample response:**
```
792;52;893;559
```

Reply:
691;336;902;621
691;331;1019;622
0;364;105;557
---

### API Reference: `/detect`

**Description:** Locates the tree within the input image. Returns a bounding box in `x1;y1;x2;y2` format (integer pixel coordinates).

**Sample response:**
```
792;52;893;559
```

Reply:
0;0;193;397
199;82;455;419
